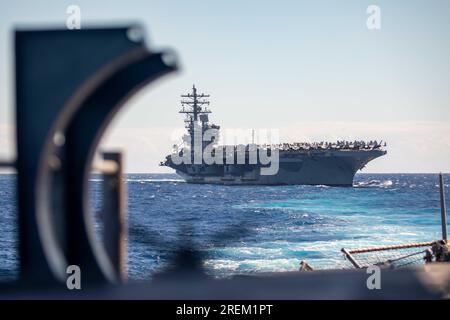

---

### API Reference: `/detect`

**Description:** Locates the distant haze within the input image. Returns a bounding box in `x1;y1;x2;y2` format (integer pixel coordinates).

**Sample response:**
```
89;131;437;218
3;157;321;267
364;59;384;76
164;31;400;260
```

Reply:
1;0;449;173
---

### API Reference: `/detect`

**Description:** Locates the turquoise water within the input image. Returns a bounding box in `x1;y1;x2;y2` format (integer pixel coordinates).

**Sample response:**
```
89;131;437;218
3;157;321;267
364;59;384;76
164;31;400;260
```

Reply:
0;173;448;280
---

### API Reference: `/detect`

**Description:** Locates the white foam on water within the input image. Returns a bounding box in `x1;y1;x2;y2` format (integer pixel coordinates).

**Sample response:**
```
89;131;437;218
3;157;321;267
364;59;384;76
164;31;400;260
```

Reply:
209;246;285;258
398;232;417;236
204;258;300;273
354;179;393;188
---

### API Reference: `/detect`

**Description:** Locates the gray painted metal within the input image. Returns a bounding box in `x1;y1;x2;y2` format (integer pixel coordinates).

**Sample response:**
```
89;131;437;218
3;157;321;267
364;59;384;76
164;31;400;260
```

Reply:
168;149;386;186
162;86;387;186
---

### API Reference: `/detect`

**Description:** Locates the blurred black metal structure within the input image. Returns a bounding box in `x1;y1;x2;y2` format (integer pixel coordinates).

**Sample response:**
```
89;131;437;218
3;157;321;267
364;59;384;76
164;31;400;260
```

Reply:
101;152;127;281
13;26;176;285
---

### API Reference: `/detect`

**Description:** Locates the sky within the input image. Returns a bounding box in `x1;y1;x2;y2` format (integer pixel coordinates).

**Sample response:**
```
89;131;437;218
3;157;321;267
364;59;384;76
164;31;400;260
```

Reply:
0;0;449;173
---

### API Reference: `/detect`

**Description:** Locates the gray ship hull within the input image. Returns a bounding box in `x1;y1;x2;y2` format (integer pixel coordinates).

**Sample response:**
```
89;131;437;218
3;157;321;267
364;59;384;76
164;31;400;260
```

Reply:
168;149;386;186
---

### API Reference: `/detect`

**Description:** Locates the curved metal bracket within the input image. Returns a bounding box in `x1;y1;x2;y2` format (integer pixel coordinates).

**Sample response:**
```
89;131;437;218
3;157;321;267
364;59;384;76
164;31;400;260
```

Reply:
15;26;177;284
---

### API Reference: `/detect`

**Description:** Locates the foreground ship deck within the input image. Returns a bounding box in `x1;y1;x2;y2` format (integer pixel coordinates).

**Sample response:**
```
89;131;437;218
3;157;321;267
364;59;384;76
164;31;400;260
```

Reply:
161;85;386;186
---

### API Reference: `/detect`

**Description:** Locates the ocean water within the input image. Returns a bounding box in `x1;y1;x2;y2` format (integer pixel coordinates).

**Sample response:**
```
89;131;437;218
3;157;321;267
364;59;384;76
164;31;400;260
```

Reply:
0;173;448;280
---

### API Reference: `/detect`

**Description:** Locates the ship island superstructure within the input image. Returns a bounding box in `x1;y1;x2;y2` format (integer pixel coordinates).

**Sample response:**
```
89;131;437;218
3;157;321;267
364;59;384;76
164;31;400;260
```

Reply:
160;85;386;186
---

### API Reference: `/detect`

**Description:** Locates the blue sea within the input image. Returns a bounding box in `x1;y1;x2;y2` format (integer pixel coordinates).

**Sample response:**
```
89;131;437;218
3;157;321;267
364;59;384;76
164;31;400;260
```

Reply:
0;173;448;280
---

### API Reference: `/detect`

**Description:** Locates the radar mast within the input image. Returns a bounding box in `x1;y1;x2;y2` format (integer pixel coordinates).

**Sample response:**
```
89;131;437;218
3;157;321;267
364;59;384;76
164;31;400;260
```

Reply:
179;85;219;151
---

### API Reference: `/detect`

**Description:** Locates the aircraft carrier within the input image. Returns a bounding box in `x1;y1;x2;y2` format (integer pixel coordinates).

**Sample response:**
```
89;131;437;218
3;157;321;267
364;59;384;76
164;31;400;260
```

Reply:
160;86;386;186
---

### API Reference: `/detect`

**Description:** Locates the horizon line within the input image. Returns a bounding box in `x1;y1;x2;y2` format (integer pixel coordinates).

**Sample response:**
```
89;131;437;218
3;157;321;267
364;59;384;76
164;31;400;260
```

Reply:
1;171;450;175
